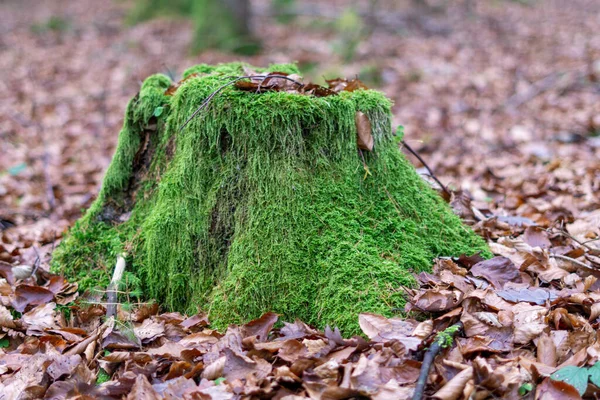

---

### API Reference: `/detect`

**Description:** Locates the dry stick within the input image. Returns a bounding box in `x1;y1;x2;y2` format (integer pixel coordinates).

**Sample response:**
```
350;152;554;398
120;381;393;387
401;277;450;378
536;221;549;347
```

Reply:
504;72;565;111
178;75;304;133
552;229;596;252
106;255;126;319
413;322;463;400
503;68;585;112
401;140;451;198
31;247;41;279
551;253;596;271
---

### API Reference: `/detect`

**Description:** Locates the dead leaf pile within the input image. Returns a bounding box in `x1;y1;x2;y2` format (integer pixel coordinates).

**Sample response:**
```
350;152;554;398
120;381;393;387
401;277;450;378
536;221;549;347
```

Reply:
0;266;427;399
403;219;600;399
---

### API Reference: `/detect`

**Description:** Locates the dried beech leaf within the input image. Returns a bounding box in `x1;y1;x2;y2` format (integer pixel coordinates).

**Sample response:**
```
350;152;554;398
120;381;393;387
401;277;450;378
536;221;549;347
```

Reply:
240;312;278;341
343;79;369;92
355;111;374;151
12;284;55;312
433;366;473;400
535;377;582;399
470;257;521;289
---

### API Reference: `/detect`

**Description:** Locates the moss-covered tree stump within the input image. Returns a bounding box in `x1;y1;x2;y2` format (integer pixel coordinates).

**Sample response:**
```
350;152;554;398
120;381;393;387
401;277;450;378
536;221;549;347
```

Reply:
53;63;488;333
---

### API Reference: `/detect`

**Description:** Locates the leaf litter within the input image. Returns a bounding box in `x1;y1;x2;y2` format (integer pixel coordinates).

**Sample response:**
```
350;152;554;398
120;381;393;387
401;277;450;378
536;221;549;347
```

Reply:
2;0;600;398
2;207;599;398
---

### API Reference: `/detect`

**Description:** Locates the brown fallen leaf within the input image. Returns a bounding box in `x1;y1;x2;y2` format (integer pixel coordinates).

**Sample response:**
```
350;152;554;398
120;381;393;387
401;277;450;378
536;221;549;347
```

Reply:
535;377;582;400
278;339;308;363
127;374;161;400
240;312;278;342
12;284;55;312
497;287;558;305
524;226;553;248
537;332;558;367
47;354;82;380
22;302;57;335
407;288;463;313
133;318;165;344
222;348;272;381
0;304;18;329
372;379;415;399
130;302;159;323
180;312;209;330
470;256;522;289
202;356;226;380
512;303;548;344
355;111;374;151
358;313;423;350
433;366;473;400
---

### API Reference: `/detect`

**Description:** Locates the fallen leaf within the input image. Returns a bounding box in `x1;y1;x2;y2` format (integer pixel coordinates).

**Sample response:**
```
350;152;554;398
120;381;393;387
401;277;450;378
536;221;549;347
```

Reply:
551;366;590;396
127;374;161;400
433;366;473;400
241;312;278;342
536;377;582;399
47;354;82;380
12;284;55;312
355;111;373;151
408;288;463;313
133;318;164;344
498;287;558;305
513;303;548;344
524;226;552;248
222;348;272;381
22;302;57;334
538;332;558;367
470;257;522;289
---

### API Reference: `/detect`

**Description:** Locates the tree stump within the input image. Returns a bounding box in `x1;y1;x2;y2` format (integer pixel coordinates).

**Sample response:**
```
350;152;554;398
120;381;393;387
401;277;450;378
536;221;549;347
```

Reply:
53;63;488;333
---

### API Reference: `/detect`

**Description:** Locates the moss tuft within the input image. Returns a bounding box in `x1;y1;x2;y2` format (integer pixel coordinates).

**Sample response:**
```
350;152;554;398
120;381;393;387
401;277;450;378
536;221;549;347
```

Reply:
52;62;490;334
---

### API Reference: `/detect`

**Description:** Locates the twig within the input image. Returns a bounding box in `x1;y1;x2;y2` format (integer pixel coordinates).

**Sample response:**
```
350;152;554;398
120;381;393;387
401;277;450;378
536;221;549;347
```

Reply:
401;140;451;198
31;247;41;278
551;253;596;271
413;322;463;400
504;68;585;112
106;254;126;319
504;72;565;111
552;229;595;252
178;74;304;133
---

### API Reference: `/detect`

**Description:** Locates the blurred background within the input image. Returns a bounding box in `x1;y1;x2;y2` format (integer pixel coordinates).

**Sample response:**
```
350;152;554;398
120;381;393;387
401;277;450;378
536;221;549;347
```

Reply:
1;0;599;264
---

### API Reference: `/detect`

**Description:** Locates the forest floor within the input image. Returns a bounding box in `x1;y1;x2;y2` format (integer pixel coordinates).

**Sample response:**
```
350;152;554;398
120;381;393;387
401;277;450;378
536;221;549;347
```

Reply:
1;0;600;398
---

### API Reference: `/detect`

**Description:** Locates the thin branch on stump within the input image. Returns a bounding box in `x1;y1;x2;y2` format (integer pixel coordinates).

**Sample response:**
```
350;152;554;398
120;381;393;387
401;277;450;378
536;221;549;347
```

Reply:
401;140;451;198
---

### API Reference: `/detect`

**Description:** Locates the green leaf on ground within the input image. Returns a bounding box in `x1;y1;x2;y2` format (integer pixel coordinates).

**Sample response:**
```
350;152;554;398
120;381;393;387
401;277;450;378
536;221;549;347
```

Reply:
551;366;590;396
153;106;164;117
518;382;533;396
588;362;600;387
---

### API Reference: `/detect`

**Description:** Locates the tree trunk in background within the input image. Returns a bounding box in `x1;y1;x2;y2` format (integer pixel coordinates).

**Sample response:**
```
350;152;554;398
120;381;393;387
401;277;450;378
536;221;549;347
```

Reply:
128;0;259;54
191;0;259;54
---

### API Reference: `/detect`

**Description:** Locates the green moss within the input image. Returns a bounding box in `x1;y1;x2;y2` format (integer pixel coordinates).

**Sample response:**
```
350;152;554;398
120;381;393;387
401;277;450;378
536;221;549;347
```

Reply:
96;368;111;385
52;62;490;334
